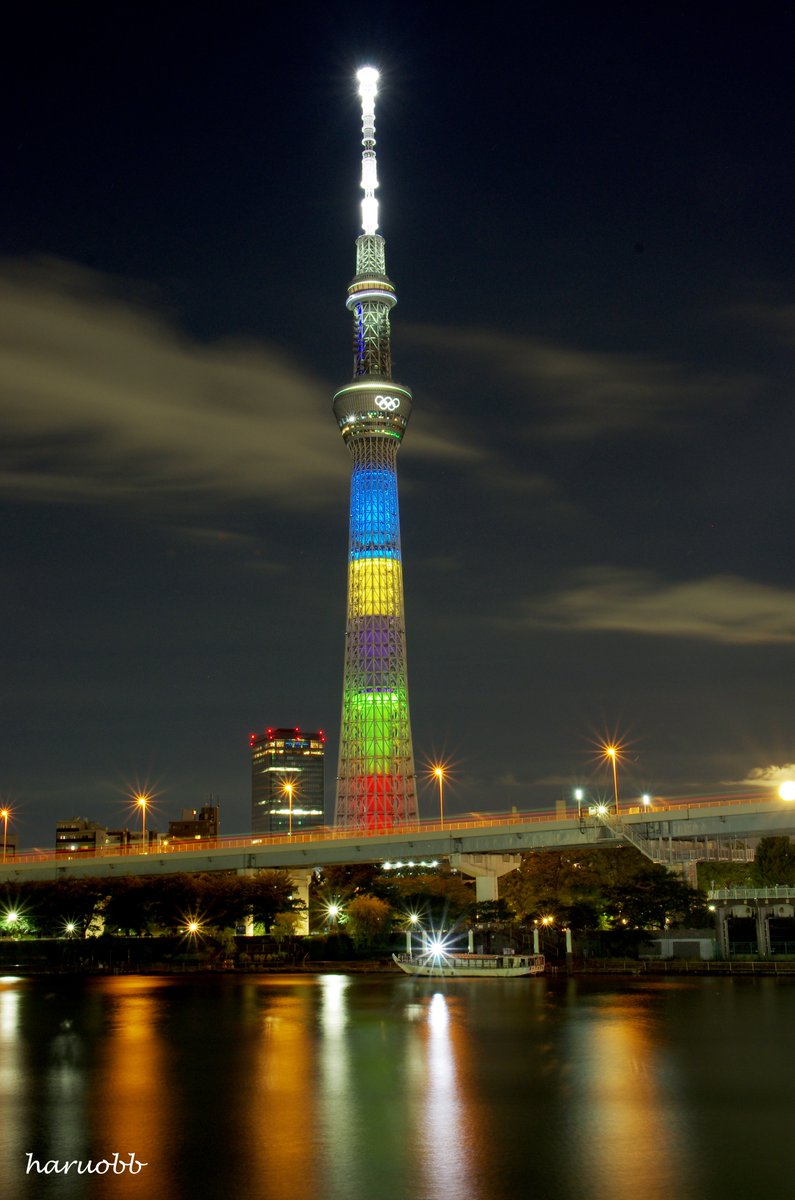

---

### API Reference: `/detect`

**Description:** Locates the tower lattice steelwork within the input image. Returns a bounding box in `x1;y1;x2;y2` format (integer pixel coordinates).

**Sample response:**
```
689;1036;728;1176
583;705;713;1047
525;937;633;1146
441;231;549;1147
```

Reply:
333;68;418;830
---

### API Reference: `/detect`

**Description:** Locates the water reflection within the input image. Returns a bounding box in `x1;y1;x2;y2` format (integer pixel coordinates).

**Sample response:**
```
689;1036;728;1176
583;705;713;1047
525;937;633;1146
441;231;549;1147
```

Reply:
1;974;794;1200
419;991;474;1200
316;975;354;1200
247;981;319;1200
91;978;170;1197
562;987;695;1200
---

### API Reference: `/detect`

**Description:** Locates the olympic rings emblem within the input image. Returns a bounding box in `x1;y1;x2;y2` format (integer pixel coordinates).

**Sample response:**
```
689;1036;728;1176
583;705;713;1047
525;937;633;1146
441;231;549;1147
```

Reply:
375;394;400;411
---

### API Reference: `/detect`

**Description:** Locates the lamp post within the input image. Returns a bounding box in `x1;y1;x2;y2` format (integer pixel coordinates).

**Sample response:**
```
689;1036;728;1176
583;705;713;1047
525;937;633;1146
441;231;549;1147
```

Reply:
405;912;420;955
573;788;584;818
0;807;9;864
135;794;149;852
283;782;294;836
602;744;621;815
433;765;445;826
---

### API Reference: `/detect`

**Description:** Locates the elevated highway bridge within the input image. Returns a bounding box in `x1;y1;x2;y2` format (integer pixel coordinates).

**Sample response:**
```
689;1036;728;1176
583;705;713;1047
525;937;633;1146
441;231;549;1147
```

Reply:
0;793;791;900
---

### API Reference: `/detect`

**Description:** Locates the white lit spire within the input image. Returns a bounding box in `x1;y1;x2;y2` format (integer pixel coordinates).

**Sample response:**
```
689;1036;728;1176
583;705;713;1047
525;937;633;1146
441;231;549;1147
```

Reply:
357;66;379;234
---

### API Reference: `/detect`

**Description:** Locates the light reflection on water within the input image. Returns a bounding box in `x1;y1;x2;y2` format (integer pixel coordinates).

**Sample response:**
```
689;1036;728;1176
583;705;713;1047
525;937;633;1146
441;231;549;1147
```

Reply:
562;992;694;1200
1;973;794;1200
420;992;473;1199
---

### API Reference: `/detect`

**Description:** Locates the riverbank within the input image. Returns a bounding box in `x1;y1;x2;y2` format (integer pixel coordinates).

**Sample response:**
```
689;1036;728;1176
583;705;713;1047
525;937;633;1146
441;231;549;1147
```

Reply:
4;957;795;977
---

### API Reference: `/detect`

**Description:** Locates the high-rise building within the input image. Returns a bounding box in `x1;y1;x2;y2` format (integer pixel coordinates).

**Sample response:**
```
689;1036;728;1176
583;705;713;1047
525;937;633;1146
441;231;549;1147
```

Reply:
250;727;325;836
332;68;418;832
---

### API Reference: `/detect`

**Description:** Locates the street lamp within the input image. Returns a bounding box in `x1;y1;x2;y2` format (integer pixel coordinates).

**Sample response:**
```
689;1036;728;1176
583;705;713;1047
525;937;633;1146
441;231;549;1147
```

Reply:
135;793;149;852
0;807;10;864
405;911;421;955
282;782;295;836
573;788;584;817
602;744;622;815
641;793;652;810
432;764;446;826
779;781;795;802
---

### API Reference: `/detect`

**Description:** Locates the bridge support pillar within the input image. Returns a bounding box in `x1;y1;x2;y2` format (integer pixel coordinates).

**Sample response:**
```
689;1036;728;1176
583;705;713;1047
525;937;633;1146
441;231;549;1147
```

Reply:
714;908;730;958
450;853;521;902
757;905;771;957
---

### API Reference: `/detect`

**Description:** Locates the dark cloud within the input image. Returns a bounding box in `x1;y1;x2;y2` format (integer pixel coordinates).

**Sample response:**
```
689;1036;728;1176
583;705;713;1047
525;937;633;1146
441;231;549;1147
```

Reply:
406;324;757;441
0;258;483;514
516;567;795;645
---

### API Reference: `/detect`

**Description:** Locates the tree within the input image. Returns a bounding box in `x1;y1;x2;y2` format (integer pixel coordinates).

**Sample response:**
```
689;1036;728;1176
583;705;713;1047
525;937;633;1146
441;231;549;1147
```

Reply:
501;850;604;929
385;870;473;928
12;878;107;937
271;912;300;943
754;837;795;885
344;895;393;948
501;847;706;931
247;869;301;931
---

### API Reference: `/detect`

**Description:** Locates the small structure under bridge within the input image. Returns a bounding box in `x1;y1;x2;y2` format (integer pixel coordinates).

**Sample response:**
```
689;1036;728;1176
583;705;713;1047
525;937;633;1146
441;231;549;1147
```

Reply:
708;887;795;958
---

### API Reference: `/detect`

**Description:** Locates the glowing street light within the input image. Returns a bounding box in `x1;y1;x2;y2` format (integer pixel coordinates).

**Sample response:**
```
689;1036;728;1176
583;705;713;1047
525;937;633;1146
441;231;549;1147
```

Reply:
601;743;622;815
641;793;652;809
135;793;150;852
779;781;795;802
0;806;10;864
282;781;295;836
432;764;447;826
404;910;422;954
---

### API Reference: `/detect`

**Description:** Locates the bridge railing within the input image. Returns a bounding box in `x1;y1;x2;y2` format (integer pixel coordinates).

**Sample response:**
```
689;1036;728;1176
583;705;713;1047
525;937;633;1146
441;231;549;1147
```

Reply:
5;791;774;869
710;886;795;902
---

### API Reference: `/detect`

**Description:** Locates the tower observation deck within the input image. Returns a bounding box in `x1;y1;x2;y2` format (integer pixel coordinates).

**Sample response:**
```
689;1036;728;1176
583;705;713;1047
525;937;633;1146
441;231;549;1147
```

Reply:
333;68;418;830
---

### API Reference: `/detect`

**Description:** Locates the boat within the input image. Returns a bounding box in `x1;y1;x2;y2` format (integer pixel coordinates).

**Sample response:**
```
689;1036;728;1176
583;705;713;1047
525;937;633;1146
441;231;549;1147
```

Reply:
392;951;545;978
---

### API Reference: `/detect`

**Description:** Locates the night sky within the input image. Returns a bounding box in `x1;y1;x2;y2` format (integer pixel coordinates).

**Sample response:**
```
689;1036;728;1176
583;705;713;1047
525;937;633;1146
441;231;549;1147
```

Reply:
2;4;794;847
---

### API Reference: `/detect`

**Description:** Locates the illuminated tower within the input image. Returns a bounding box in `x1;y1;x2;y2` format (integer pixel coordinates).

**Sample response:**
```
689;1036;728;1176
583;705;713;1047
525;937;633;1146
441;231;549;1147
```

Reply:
333;67;418;830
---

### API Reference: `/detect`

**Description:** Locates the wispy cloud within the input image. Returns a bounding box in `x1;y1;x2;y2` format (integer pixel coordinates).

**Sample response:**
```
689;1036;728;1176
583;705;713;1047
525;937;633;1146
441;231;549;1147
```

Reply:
735;301;795;349
0;258;481;512
742;764;795;784
406;324;757;440
517;567;795;645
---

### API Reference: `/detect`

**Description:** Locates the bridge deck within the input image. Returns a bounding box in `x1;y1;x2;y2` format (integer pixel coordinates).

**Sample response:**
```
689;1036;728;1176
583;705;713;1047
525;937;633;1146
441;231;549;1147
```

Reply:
0;794;790;882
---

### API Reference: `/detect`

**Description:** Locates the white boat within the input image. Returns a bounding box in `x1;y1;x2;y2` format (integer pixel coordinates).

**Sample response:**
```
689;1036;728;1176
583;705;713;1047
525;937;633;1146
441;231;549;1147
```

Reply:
393;951;545;978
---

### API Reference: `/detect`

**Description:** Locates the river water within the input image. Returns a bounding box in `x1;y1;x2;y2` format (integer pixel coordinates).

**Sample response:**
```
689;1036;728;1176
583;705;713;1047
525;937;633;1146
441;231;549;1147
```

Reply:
1;971;793;1200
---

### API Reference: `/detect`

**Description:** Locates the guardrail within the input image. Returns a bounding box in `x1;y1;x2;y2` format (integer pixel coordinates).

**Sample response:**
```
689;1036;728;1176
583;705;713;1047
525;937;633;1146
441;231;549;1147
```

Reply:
710;886;795;901
2;790;778;869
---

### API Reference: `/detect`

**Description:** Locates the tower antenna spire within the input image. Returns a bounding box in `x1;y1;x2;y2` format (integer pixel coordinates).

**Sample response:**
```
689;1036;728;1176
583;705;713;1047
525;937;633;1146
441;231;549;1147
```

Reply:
357;66;380;235
332;67;418;831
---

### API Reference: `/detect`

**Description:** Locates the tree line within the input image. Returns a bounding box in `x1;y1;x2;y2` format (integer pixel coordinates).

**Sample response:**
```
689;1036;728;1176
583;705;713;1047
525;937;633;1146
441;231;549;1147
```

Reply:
9;838;793;949
1;871;298;938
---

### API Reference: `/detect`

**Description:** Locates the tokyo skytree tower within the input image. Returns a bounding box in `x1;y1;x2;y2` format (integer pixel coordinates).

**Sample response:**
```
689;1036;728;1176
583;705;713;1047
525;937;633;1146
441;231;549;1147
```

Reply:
332;68;418;830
